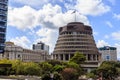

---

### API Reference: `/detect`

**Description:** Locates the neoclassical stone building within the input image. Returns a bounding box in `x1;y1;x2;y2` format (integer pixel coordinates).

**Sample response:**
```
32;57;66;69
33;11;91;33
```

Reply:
2;42;49;62
52;22;101;71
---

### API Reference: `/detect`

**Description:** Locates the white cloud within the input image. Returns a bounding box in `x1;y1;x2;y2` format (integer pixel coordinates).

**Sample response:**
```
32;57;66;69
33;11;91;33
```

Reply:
10;36;30;49
75;0;110;16
36;28;48;37
8;6;38;30
8;4;90;30
111;31;120;40
113;14;120;20
37;4;90;29
8;3;90;53
97;40;110;48
105;21;113;28
36;28;58;53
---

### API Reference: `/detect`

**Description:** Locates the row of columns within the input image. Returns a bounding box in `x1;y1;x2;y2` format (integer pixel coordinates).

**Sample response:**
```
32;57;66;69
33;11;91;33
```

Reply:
53;54;99;61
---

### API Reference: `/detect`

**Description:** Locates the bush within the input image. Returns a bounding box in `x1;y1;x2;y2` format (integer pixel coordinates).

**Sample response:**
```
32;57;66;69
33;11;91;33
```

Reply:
86;73;96;79
61;68;79;80
41;73;51;80
52;65;64;73
39;62;53;74
53;72;63;80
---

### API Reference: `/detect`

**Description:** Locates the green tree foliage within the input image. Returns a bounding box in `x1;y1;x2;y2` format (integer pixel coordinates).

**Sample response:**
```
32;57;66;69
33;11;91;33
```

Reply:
86;73;96;79
52;65;64;73
66;62;79;69
96;61;118;80
0;59;12;75
47;60;62;66
24;62;41;75
10;60;23;75
0;59;41;76
66;62;83;75
39;62;53;74
0;58;86;79
53;72;63;80
0;67;9;75
41;72;51;80
86;61;120;80
70;51;86;64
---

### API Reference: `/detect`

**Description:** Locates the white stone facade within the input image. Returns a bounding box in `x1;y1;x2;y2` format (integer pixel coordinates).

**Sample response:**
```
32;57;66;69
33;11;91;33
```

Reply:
1;42;49;62
98;46;117;62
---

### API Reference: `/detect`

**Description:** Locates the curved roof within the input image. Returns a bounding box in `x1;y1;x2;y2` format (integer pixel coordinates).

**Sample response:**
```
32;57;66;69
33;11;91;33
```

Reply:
59;22;92;34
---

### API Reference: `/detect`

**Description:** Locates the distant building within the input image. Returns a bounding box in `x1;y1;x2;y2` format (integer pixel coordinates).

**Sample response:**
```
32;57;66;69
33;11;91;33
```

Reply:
33;42;49;53
98;46;117;62
1;42;48;62
0;0;8;53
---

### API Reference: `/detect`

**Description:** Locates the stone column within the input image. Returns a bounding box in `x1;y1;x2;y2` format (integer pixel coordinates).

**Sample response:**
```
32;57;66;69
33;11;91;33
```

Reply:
58;54;60;60
91;54;93;61
86;54;88;61
55;54;56;59
95;55;98;61
69;54;71;60
63;54;65;61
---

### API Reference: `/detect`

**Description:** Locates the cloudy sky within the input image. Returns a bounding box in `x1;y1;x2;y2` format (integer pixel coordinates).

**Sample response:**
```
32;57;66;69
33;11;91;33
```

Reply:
7;0;120;59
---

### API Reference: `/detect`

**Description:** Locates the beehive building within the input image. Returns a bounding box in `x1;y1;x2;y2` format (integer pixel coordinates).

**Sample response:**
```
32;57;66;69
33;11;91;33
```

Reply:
53;22;100;71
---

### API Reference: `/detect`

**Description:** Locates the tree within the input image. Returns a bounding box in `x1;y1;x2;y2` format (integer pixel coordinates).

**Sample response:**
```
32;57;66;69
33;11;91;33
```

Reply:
41;72;51;80
86;72;96;79
0;59;12;75
53;72;63;80
70;51;86;64
96;61;119;80
10;60;25;75
24;62;41;75
66;62;79;69
66;62;83;75
52;65;64;73
39;62;53;74
61;68;79;80
47;60;62;66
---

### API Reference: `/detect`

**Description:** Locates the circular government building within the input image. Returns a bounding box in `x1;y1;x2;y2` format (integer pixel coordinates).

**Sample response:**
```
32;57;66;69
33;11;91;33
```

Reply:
53;22;100;63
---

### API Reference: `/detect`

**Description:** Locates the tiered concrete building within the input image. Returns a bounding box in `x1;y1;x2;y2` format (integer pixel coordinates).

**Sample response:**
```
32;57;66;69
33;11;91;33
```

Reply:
0;0;8;53
53;22;101;71
3;42;48;62
98;46;117;62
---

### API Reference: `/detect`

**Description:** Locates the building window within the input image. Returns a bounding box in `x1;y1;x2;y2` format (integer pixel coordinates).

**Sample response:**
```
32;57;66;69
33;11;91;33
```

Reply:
60;54;63;60
106;55;110;61
65;54;69;60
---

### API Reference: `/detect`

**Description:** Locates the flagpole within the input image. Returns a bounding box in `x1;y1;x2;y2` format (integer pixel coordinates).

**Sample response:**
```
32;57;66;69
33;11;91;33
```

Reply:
75;10;76;22
71;10;76;22
75;11;76;22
